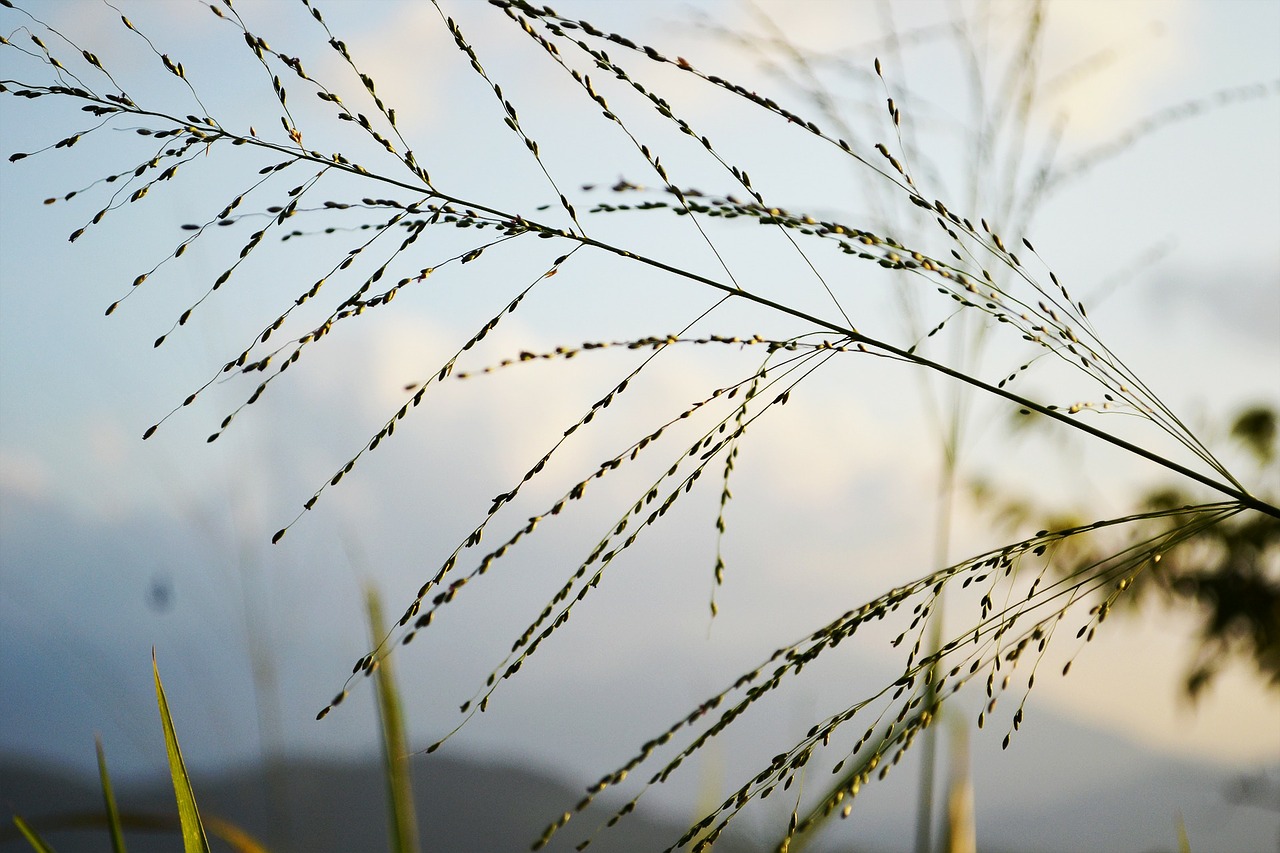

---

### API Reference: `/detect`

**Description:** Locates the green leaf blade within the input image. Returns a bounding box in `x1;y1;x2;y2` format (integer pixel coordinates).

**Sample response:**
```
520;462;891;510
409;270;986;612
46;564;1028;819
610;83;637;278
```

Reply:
152;651;211;853
12;815;56;853
95;736;128;853
366;586;421;853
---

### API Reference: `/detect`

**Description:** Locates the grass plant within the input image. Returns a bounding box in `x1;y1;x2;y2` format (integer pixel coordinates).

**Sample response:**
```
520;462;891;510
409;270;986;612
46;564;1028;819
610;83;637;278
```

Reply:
1;0;1276;850
10;657;270;853
367;585;423;853
95;736;128;853
153;651;212;853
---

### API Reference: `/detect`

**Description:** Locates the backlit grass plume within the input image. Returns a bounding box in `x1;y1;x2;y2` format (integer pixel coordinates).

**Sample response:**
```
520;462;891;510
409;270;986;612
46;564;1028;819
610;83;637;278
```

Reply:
3;1;1276;849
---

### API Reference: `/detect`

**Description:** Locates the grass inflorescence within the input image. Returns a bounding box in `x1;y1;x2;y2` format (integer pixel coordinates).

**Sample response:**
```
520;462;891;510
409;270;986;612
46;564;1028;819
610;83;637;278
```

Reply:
3;0;1277;849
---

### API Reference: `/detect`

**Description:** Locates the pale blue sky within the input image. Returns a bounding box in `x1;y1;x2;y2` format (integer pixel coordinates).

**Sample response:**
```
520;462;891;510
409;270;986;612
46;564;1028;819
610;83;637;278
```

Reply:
2;1;1278;850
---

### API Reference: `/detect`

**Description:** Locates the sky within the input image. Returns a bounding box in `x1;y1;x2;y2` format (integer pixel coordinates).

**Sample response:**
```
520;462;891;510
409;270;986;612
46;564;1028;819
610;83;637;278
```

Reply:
1;0;1279;851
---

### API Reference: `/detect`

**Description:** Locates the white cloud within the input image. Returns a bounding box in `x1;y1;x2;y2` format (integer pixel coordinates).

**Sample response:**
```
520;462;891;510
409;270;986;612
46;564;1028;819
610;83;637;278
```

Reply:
1039;0;1186;139
0;448;49;503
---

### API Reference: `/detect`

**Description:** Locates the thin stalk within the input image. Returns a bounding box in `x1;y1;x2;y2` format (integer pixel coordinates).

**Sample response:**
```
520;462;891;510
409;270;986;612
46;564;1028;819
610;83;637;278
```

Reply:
568;235;1279;519
96;736;128;853
45;97;1275;518
913;451;957;853
366;586;421;853
913;325;967;853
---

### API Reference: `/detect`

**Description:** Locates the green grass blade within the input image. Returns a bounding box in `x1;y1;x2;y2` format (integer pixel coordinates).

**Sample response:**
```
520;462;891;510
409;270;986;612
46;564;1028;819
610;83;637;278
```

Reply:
152;651;211;853
366;586;421;853
12;816;56;853
95;736;128;853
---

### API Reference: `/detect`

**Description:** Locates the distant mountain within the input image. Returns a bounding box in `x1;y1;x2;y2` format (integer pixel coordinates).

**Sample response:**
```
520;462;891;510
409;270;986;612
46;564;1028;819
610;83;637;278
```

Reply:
0;751;772;853
2;725;1276;853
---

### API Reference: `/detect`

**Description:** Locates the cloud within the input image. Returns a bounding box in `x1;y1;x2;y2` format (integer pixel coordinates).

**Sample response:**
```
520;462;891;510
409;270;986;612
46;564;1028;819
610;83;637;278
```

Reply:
0;448;48;504
1039;0;1185;139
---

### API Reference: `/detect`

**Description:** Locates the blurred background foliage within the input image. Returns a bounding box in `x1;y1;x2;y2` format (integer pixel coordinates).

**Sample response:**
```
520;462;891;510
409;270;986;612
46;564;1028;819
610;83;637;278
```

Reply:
974;403;1279;699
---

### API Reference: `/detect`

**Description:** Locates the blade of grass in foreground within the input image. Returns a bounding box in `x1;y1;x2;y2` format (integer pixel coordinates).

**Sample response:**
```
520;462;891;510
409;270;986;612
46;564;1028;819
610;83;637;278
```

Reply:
95;736;128;853
152;650;211;853
366;586;422;853
12;816;56;853
1176;812;1192;853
